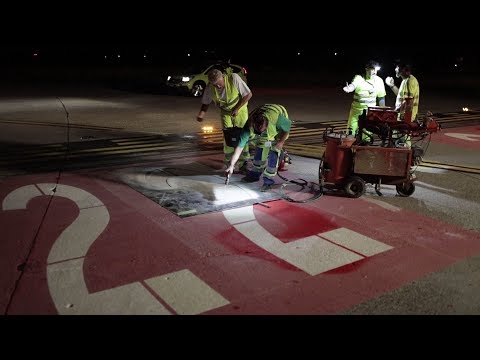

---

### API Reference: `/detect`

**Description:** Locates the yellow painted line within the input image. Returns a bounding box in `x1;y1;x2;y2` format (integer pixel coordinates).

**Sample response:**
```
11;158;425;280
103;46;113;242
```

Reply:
114;137;165;144
421;161;480;174
286;144;326;150
113;139;177;146
437;114;480;119
286;147;325;158
1;144;66;155
437;117;480;124
0;119;120;130
10;141;179;158
0;144;181;164
199;135;223;140
290;129;325;135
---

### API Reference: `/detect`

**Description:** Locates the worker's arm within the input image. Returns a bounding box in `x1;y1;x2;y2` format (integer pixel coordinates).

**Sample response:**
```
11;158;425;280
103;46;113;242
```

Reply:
389;85;399;96
225;128;251;175
196;103;210;122
377;96;386;107
225;146;244;176
385;77;399;96
275;113;292;150
231;92;252;117
231;74;252;117
275;131;289;151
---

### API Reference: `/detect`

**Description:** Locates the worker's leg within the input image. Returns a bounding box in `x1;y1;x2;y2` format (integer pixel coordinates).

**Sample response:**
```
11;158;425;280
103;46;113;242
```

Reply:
262;147;281;187
223;112;250;171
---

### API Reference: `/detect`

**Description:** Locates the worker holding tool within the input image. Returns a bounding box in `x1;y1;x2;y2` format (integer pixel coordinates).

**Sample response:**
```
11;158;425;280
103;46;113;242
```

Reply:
196;67;252;174
343;60;386;138
385;62;420;148
386;63;420;121
225;104;292;192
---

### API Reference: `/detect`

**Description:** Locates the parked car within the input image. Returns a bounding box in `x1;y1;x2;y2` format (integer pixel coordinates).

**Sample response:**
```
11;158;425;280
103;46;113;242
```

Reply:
166;62;248;97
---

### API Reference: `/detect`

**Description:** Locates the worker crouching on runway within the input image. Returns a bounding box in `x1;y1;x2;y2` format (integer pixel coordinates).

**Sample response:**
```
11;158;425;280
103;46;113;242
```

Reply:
225;104;292;192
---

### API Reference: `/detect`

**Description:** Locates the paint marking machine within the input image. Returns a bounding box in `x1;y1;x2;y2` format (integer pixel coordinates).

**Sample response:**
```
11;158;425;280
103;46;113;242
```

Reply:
319;105;440;198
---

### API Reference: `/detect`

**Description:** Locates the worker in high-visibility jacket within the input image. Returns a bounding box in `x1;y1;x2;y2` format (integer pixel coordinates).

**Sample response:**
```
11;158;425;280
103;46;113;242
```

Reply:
196;68;252;173
343;60;386;138
385;63;420;148
225;104;291;192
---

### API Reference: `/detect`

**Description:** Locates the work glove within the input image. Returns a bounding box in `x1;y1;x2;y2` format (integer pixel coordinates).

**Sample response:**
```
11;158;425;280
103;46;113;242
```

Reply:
385;77;395;87
343;82;356;93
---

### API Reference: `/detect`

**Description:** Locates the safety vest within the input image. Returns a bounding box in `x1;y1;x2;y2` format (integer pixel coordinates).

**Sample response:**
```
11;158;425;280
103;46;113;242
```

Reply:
352;75;386;107
211;73;241;112
251;104;289;140
396;75;420;120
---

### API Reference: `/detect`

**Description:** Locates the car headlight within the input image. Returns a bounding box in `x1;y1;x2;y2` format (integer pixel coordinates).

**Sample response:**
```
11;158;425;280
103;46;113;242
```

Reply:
182;76;191;82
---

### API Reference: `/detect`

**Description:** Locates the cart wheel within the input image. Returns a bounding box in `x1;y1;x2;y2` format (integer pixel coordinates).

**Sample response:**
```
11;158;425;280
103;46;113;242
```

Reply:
344;176;366;198
396;182;415;197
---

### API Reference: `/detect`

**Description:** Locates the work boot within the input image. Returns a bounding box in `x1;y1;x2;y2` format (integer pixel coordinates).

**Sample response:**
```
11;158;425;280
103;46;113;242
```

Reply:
241;175;259;183
260;184;273;192
238;162;249;175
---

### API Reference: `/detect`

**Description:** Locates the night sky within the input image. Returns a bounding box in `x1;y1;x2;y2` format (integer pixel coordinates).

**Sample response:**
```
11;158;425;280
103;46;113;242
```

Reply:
0;43;478;88
1;44;477;70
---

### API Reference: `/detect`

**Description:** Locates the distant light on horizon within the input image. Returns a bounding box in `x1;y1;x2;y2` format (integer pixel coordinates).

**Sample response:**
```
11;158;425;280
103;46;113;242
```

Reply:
33;53;38;57
117;54;120;58
187;53;191;57
334;52;338;56
297;52;301;56
463;107;469;112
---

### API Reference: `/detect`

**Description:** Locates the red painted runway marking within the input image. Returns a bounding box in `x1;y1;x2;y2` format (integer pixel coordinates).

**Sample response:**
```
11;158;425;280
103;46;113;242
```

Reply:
2;172;479;314
430;125;480;150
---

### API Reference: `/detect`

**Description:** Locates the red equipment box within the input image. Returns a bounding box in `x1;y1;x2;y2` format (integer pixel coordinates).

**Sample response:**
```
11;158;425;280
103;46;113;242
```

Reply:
353;146;412;177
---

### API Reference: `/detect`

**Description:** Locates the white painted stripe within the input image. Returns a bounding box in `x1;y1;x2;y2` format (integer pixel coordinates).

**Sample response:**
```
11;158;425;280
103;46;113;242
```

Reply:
48;259;171;315
4;183;180;315
145;269;229;315
47;206;110;263
319;228;393;257
415;166;448;174
234;221;363;276
277;235;364;275
445;133;480;141
363;197;402;212
38;183;104;208
2;184;42;210
223;206;256;224
415;181;457;193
